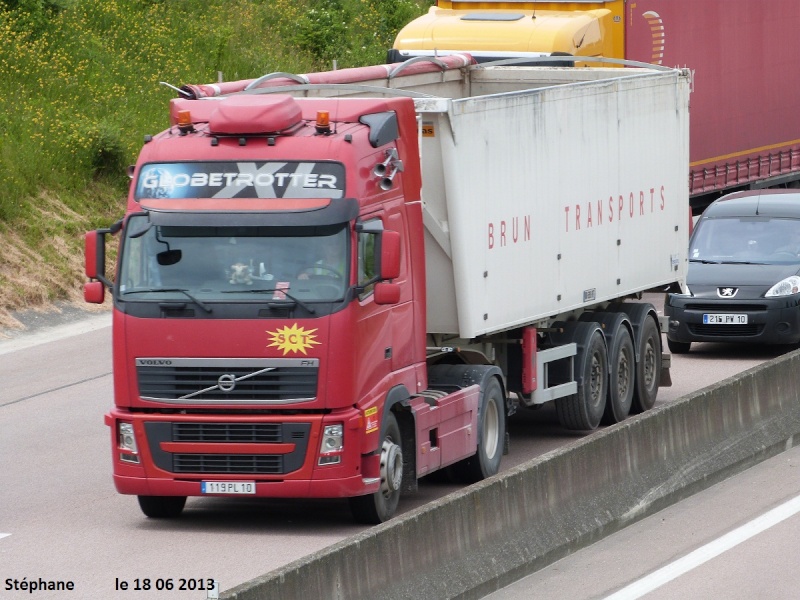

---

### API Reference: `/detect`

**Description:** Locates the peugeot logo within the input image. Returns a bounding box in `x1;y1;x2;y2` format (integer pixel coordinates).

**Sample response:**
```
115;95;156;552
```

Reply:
218;374;237;392
717;287;738;298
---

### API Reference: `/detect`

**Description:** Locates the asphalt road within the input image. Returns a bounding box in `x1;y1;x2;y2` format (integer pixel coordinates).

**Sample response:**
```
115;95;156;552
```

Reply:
0;301;789;599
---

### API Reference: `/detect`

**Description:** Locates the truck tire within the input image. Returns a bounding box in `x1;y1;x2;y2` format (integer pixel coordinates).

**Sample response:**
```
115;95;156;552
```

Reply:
137;495;186;518
349;412;403;524
451;376;506;483
601;327;636;425
579;312;635;425
631;315;661;413
602;325;635;424
555;328;608;430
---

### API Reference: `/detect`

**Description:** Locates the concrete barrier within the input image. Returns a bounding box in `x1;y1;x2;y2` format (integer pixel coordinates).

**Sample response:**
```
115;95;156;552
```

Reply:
221;350;800;600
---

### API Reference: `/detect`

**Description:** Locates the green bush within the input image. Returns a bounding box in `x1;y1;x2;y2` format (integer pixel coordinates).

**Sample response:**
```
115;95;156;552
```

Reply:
0;0;433;310
295;0;349;63
1;0;63;35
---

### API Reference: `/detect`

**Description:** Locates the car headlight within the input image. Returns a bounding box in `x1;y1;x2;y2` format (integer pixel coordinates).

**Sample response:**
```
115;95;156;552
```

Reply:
667;286;692;305
765;276;800;297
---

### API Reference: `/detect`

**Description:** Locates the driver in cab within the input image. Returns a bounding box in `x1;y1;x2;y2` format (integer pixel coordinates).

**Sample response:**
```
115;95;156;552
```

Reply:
298;235;346;280
773;225;800;258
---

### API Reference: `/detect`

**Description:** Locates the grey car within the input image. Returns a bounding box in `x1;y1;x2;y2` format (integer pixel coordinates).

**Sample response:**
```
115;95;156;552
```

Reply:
665;189;800;353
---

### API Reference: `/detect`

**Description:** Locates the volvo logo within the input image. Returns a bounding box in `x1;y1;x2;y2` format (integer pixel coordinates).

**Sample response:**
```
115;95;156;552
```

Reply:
717;287;738;298
218;374;237;392
136;359;173;366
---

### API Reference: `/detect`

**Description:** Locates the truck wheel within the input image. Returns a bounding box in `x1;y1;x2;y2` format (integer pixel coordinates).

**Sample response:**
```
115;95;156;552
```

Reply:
667;337;691;354
556;329;608;430
137;495;186;518
631;315;661;413
451;377;506;483
349;412;403;524
602;326;635;425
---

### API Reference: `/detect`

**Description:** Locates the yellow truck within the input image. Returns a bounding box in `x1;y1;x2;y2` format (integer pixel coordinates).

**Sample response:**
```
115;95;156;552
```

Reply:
391;1;800;206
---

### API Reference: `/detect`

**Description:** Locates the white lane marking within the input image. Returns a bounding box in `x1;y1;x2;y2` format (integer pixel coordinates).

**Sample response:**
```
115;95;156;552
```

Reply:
605;493;800;599
0;533;10;540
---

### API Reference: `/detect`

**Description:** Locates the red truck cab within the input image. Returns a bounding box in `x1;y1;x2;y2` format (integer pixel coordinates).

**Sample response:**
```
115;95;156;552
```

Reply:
86;90;493;523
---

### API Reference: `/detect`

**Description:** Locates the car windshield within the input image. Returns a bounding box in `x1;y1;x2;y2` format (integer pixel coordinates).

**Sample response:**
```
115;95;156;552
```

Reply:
118;216;348;303
690;216;800;264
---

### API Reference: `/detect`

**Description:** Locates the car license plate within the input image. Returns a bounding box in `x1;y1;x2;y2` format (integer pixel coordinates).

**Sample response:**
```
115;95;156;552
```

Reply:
201;481;256;495
703;313;748;325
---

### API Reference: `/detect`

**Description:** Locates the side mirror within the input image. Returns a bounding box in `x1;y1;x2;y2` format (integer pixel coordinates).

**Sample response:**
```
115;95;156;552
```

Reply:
374;282;401;305
84;281;105;304
84;230;101;279
380;230;401;281
84;219;121;289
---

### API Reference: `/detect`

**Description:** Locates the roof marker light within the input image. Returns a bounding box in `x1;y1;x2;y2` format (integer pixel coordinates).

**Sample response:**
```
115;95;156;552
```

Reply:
177;110;194;135
316;110;331;134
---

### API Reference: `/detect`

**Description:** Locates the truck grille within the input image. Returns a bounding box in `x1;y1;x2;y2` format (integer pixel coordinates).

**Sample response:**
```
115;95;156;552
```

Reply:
173;423;283;443
684;303;767;312
136;358;319;404
145;421;310;475
173;454;282;474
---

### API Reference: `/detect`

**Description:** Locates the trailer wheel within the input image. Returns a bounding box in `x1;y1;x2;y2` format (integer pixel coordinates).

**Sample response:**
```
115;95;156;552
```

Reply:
451;377;505;483
631;315;661;413
137;495;186;519
602;326;635;425
349;412;403;524
556;329;608;430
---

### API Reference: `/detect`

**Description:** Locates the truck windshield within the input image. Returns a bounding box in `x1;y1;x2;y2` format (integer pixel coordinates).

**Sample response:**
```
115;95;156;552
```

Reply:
690;217;800;264
118;216;349;303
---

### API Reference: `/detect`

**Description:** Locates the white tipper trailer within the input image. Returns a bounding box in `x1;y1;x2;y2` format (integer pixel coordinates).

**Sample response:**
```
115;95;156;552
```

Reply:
179;58;691;430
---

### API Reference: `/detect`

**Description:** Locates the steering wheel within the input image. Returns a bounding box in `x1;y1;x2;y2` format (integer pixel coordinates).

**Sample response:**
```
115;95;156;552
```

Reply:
298;264;343;279
771;250;798;259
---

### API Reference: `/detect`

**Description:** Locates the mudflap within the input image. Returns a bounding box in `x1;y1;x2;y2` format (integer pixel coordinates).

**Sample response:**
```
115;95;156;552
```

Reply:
660;352;672;387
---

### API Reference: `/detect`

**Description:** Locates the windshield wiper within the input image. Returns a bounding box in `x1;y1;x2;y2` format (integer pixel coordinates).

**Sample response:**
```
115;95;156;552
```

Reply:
125;288;212;313
690;259;721;264
221;288;316;314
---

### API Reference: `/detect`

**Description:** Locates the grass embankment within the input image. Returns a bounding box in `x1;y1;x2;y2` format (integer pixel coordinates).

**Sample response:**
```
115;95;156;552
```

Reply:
0;0;431;331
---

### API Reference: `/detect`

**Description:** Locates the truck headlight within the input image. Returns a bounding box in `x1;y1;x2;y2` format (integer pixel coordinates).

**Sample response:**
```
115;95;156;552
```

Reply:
318;424;343;465
118;422;140;463
765;276;800;297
